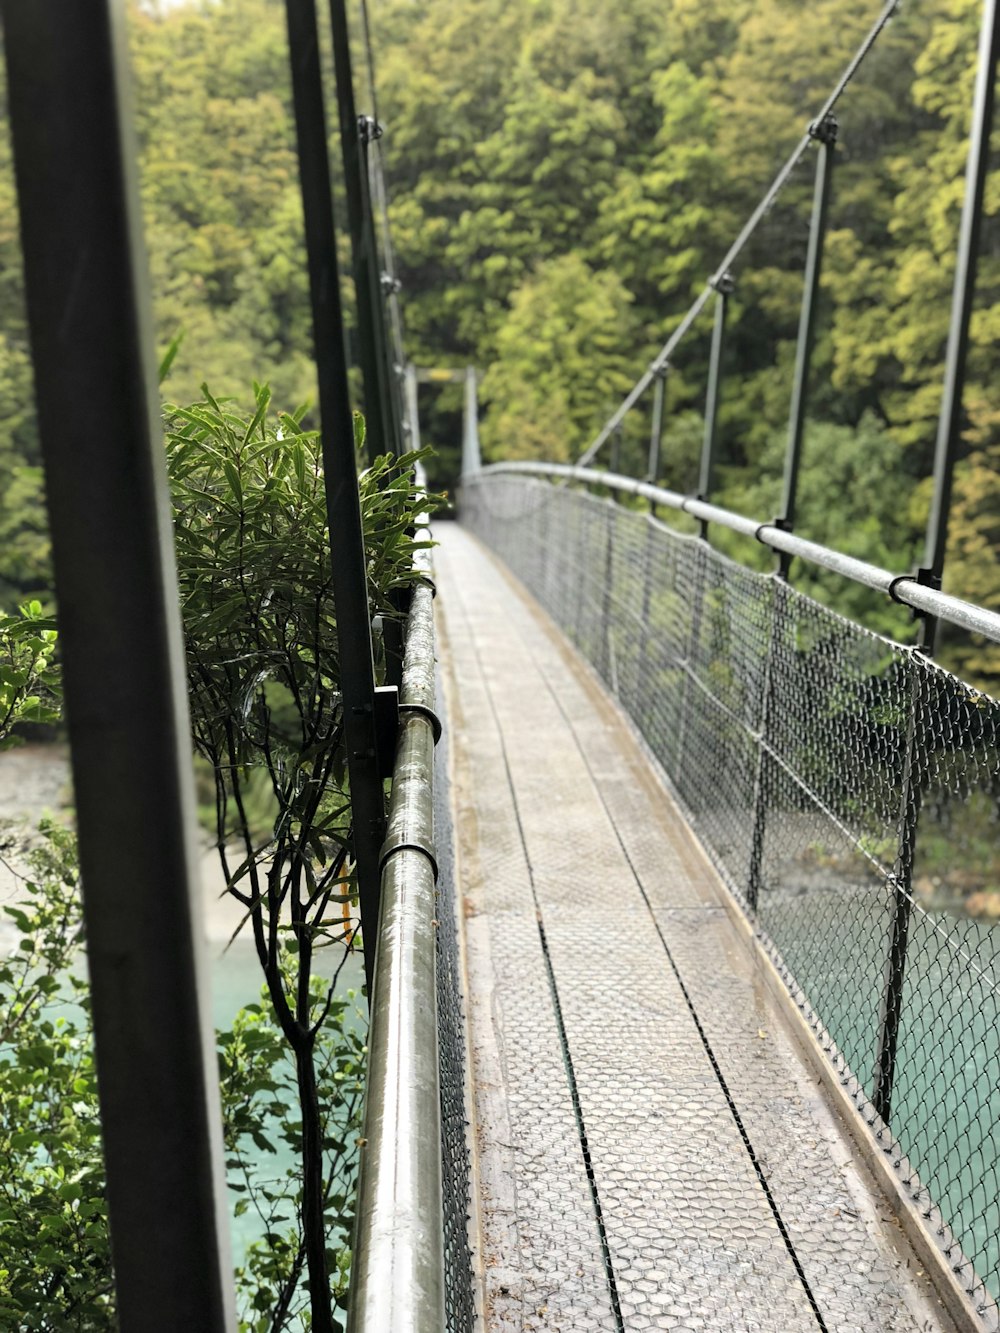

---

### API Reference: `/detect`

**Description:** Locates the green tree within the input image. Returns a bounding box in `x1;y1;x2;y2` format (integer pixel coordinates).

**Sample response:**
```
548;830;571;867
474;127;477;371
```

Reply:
479;254;639;462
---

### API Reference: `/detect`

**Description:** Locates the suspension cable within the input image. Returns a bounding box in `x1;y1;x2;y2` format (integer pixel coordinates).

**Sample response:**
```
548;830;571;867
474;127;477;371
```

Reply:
577;0;900;467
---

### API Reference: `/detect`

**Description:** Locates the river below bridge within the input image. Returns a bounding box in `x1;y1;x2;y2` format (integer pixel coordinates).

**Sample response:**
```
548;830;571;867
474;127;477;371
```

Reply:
0;742;364;1263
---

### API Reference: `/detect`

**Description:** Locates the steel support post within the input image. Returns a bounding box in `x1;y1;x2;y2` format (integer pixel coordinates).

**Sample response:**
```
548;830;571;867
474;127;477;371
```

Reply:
674;542;707;791
610;420;623;478
0;4;234;1327
874;1;998;1122
646;364;667;493
920;0;998;654
872;668;924;1123
284;0;388;993
747;580;782;912
601;502;617;693
404;362;421;452
362;138;407;460
779;116;836;572
637;512;659;730
463;366;482;475
697;274;734;538
326;0;395;460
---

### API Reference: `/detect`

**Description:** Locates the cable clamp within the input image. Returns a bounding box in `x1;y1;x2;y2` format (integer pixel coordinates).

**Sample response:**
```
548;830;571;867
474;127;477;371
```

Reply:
358;115;383;143
649;359;669;379
808;113;839;146
711;270;736;296
398;701;443;744
381;272;402;295
888;566;940;607
379;831;439;880
756;515;788;544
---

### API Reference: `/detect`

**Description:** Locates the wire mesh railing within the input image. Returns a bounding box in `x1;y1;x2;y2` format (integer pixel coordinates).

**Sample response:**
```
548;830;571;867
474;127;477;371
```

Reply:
462;469;1000;1323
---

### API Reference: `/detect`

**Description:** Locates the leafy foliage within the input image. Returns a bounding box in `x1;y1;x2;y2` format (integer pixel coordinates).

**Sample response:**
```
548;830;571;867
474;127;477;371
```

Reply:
0;602;59;746
0;826;109;1332
167;383;431;1329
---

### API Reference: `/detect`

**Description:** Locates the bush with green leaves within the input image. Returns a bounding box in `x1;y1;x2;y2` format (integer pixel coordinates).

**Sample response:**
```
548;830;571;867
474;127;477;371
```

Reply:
0;385;428;1330
0;824;109;1332
165;383;431;1331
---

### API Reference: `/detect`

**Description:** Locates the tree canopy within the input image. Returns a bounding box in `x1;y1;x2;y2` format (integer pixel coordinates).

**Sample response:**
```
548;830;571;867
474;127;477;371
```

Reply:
0;0;996;682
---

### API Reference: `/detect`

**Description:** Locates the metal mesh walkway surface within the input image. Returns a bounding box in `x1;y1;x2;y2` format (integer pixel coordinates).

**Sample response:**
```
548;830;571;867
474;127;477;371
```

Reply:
435;521;955;1333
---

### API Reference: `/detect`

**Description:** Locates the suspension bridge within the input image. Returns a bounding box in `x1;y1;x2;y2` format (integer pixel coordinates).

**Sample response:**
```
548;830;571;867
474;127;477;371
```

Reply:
1;0;999;1331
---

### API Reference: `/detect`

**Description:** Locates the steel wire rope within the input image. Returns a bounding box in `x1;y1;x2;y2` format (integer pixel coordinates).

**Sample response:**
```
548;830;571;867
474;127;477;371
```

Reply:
577;0;900;467
355;0;407;373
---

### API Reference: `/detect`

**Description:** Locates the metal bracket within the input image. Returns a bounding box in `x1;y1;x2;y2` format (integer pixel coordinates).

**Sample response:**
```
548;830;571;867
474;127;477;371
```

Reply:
649;359;670;379
373;684;399;776
888;565;941;613
757;515;791;544
358;114;383;143
712;270;736;296
808;112;839;146
399;701;443;744
381;272;402;295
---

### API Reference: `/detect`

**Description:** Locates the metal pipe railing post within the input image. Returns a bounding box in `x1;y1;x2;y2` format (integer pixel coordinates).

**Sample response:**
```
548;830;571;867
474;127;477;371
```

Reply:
874;0;997;1123
326;0;394;461
872;664;924;1123
462;365;482;475
601;500;617;692
0;4;235;1326
778;115;837;572
920;0;998;655
747;579;782;911
647;363;668;486
362;139;407;460
610;420;623;477
673;542;707;791
697;273;734;538
404;362;421;452
283;0;390;993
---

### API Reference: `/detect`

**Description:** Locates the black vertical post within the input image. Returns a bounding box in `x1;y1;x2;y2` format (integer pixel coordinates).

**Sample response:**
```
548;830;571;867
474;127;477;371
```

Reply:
361;132;407;459
747;580;781;912
647;362;667;488
874;0;997;1124
645;359;669;503
778;115;836;574
283;0;387;992
697;274;734;538
920;0;998;655
0;4;234;1328
674;542;707;792
872;666;923;1122
463;366;482;476
405;363;421;452
601;501;617;692
326;0;394;461
610;420;623;477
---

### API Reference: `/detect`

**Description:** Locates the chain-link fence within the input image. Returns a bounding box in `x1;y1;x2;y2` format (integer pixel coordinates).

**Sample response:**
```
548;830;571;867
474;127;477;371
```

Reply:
462;471;1000;1318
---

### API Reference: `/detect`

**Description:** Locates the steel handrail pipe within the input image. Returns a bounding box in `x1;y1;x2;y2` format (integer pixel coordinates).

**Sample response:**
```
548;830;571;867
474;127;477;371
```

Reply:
577;0;899;468
347;501;444;1333
478;462;1000;647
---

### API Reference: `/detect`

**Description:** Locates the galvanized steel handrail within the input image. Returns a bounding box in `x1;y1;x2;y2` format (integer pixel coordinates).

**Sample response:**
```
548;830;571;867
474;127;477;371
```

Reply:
479;462;1000;647
347;503;445;1333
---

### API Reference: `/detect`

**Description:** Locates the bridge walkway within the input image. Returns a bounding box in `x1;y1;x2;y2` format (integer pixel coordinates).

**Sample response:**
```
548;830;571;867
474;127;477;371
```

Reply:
434;521;954;1333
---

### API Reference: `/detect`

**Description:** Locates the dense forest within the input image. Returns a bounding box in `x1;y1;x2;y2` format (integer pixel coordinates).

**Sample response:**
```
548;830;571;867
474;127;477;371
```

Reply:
0;0;996;685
